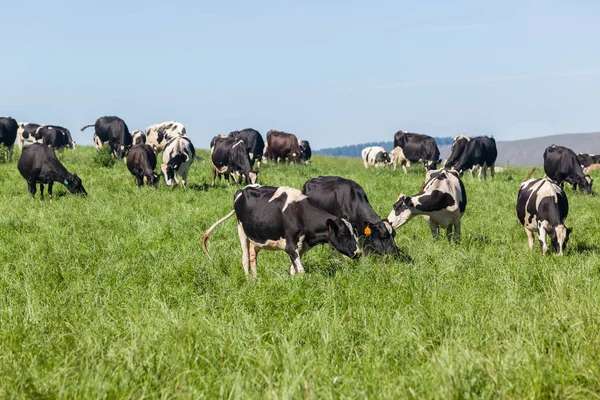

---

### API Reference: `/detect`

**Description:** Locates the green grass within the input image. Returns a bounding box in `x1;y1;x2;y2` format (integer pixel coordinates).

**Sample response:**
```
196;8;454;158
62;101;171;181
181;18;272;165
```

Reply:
1;146;600;398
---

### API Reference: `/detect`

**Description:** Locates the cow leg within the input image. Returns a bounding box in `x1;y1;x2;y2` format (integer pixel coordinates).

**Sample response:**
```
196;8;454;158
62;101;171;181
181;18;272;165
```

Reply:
161;164;171;186
48;182;54;202
453;221;461;243
249;243;258;279
538;225;549;254
211;168;216;186
238;223;251;276
180;165;190;188
28;180;37;198
525;228;535;251
428;219;440;240
136;175;144;187
18;138;24;151
9;145;14;162
363;160;369;169
402;163;408;174
285;240;304;275
490;164;495;179
39;183;45;200
445;225;453;243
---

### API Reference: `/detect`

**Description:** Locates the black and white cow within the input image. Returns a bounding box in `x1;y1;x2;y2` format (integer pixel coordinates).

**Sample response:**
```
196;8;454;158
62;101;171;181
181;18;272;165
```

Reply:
393;130;441;170
445;135;497;180
517;178;571;255
210;136;258;186
361;146;390;168
17;143;87;200
387;169;467;242
39;125;76;151
390;146;411;174
543;145;592;194
202;185;361;278
228;128;264;167
145;121;186;153
81;116;132;158
161;136;195;187
299;140;312;164
126;144;160;187
131;130;146;145
0;117;18;161
17;122;44;150
264;130;301;163
302;176;398;255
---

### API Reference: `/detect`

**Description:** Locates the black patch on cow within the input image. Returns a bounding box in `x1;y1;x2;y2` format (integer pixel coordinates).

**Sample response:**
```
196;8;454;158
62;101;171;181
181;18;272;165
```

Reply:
414;190;455;212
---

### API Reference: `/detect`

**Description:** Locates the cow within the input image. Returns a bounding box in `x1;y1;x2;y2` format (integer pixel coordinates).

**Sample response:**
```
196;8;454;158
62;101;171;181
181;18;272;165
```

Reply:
390;146;410;174
577;153;600;169
543;145;592;194
161;136;195;187
445;135;498;180
131;130;146;145
126;144;160;187
302;176;398;255
39;125;76;151
299;140;312;164
361;146;390;168
17;122;44;150
393;130;441;170
81;116;132;159
264;130;301;163
202;185;361;278
228;128;264;167
17;143;86;200
585;164;600;174
387;169;467;242
0;117;18;161
210;136;258;186
517;177;571;255
145;121;186;153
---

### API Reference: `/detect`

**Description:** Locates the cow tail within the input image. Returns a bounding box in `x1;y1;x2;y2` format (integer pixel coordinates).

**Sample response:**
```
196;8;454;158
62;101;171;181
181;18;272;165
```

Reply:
202;210;236;260
80;124;94;132
522;166;536;183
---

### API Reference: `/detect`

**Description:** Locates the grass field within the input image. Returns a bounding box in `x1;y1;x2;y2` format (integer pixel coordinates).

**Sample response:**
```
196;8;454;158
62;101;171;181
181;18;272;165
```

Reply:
1;146;600;398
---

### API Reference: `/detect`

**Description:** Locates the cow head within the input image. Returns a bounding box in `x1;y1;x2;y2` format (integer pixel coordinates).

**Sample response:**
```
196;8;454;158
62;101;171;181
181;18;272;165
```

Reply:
64;174;87;196
578;175;593;194
388;194;416;229
145;172;161;187
546;224;572;255
375;151;391;165
326;218;361;259
362;219;398;255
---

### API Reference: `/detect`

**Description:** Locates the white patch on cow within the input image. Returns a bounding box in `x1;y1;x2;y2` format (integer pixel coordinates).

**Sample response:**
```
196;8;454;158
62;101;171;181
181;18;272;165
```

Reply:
341;218;361;255
269;187;307;212
248;152;254;160
454;134;471;142
252;238;287;250
234;191;244;203
555;224;567;255
249;171;258;184
383;220;393;235
232;140;243;149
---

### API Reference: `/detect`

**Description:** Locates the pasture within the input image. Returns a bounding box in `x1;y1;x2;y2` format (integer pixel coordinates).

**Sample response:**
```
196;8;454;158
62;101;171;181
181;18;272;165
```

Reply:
1;147;600;398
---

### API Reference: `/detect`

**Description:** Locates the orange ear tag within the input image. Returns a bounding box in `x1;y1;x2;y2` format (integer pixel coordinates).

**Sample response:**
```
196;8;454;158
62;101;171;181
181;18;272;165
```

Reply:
364;226;371;236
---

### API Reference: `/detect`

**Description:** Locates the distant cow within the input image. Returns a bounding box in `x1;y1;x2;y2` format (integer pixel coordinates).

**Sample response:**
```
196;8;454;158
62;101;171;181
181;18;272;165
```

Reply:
145;121;187;153
577;153;600;169
126;144;160;187
202;185;361;278
445;135;497;180
131;130;146;145
302;176;398;255
211;136;258;186
17;143;86;200
0;117;18;161
361;146;390;168
161;136;195;187
390;146;410;174
299;140;312;164
387;169;467;242
39;125;76;151
17;122;44;150
393;130;440;170
228;128;264;167
543;145;592;194
81;116;132;159
517;178;571;255
264;130;301;163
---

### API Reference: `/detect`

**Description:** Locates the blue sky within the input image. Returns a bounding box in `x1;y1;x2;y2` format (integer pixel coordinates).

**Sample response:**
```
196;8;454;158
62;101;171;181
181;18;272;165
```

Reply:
3;0;600;148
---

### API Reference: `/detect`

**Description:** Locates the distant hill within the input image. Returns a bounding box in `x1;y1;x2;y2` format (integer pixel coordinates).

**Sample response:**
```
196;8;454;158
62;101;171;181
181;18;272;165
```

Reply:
315;137;454;158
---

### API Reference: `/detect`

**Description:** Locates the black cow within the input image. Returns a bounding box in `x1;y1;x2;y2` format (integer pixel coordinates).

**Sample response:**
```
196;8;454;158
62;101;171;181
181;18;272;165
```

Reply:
445;135;497;180
228;128;264;167
264;130;301;163
302;176;398;255
393;130;440;170
39;125;75;151
17;143;86;200
577;153;600;168
517;177;571;255
299;140;312;164
81;116;132;159
543;145;592;194
126;144;160;187
202;185;361;278
0;117;18;161
211;136;258;186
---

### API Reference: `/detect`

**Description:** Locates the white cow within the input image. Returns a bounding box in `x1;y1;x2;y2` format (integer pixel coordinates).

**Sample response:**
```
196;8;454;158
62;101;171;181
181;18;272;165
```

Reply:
161;136;195;187
361;146;390;169
145;121;187;153
390;146;411;174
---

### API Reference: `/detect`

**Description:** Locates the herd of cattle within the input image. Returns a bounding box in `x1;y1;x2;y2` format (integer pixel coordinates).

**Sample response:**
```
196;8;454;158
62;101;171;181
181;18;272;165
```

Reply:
0;115;597;276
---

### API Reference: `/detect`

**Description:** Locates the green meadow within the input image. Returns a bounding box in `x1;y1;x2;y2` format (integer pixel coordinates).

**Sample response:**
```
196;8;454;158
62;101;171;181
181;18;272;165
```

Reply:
1;146;600;398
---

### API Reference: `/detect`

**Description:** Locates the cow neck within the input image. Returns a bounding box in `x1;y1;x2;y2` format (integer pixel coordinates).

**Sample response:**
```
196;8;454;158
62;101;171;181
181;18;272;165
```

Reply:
45;157;71;182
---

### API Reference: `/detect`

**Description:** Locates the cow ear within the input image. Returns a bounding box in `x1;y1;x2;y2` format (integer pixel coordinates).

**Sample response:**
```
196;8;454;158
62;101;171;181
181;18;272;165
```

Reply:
326;219;338;234
404;196;413;207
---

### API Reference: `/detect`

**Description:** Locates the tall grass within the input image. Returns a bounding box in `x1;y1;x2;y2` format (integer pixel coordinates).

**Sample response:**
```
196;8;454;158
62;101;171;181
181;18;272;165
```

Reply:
0;147;599;398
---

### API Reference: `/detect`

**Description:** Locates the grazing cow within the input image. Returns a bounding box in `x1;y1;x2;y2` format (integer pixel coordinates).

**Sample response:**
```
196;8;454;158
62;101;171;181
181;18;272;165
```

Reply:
17;122;44;150
81;116;132;158
202;185;361;277
577;153;600;169
302;176;398;255
390;146;410;174
39;125;76;151
517;178;571;255
299;140;312;164
393;130;441;170
126;144;160;187
361;146;390;168
0;117;18;161
131;130;146;145
211;136;258;186
264;130;301;163
17;143;86;200
228;128;264;167
387;169;467;242
445;135;498;180
161;136;195;187
145;121;186;153
543;145;592;194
